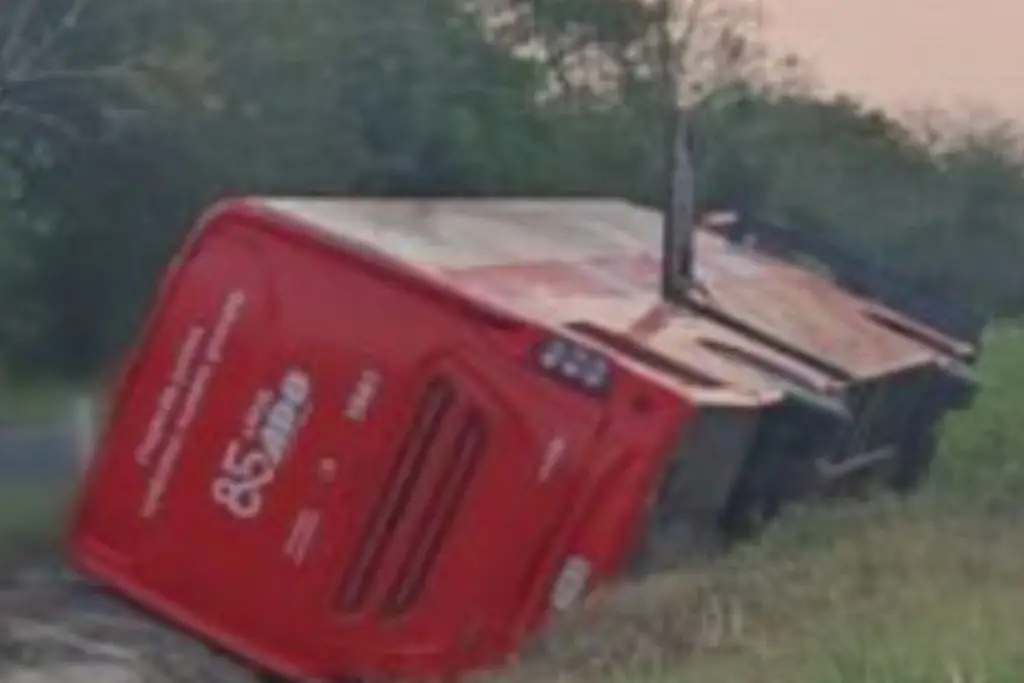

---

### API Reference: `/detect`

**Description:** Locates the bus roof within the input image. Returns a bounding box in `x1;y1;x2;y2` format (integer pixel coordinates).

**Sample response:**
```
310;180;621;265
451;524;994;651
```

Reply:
254;197;969;386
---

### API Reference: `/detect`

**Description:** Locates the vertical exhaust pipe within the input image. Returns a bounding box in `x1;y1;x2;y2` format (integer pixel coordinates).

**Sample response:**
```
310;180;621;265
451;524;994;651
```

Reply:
659;0;697;305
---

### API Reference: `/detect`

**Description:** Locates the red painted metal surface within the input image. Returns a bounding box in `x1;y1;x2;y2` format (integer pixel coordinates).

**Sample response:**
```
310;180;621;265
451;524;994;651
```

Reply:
68;199;692;681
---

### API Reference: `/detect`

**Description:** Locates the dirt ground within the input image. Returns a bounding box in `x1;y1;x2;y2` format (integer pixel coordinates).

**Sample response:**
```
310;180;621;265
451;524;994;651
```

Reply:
0;566;256;683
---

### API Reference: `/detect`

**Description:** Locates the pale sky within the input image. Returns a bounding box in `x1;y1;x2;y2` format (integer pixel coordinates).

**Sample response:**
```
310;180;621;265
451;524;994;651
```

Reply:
762;0;1024;121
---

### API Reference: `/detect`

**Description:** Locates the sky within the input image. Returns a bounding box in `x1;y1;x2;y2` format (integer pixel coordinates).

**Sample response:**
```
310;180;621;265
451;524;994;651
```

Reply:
761;0;1024;121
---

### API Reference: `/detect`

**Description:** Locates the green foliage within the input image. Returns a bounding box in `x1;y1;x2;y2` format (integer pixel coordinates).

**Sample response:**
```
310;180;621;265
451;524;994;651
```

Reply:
931;322;1024;506
0;0;1021;377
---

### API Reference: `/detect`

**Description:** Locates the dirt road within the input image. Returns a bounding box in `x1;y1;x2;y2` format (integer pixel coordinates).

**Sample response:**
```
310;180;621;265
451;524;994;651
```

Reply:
0;568;255;683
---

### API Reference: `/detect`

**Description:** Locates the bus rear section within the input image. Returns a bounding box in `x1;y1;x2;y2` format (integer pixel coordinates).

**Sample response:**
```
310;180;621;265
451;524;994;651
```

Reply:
67;200;692;682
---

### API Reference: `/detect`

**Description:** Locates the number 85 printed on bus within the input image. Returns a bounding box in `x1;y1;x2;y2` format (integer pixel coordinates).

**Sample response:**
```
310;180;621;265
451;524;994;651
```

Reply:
211;442;276;519
211;369;311;520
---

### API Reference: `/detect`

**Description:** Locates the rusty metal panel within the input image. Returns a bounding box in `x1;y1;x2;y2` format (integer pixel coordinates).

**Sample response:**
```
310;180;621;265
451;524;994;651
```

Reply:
690;231;936;378
256;197;969;384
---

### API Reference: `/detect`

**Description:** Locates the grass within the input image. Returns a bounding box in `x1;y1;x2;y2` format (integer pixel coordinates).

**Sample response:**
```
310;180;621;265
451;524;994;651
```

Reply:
0;381;87;569
490;323;1024;683
0;482;73;570
0;381;90;424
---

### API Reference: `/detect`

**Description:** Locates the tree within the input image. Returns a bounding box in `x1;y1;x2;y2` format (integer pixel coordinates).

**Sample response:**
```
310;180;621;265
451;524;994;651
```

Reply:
0;0;216;375
1;0;1024;379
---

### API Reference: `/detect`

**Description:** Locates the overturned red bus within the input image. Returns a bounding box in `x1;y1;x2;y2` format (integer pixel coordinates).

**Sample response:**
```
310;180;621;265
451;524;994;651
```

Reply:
67;198;701;681
68;197;984;682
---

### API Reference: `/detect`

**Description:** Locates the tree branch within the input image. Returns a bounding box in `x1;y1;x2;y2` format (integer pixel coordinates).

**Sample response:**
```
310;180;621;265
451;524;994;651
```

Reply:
0;101;83;139
6;0;91;81
0;0;37;71
676;0;710;64
6;62;135;85
0;0;145;141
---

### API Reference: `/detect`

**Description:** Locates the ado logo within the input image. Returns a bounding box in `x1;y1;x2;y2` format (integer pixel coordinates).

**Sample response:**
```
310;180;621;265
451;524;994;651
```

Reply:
211;368;311;520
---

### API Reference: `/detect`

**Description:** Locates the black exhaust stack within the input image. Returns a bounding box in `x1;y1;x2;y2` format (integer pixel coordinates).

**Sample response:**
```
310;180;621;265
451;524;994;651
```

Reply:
659;0;697;305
